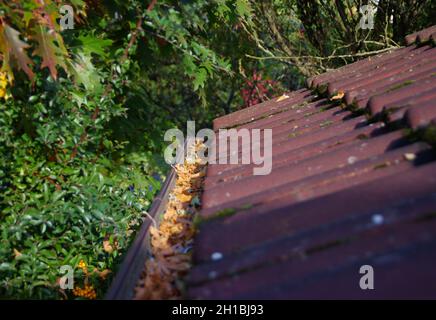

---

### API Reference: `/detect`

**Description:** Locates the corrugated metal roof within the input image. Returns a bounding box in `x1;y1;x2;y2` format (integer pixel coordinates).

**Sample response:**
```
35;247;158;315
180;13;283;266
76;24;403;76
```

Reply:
186;26;436;299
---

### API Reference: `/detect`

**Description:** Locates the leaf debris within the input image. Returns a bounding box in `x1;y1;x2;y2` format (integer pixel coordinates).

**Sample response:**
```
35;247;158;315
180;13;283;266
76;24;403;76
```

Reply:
134;140;207;300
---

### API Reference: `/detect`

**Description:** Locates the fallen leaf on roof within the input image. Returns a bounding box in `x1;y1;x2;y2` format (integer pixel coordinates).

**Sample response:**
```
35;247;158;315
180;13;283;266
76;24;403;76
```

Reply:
331;91;345;101
403;153;416;161
276;94;290;102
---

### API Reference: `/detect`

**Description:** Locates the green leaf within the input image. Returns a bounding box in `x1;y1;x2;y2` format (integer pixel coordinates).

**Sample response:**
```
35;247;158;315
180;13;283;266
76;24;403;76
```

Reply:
0;263;14;272
77;34;113;58
216;0;231;19
68;53;102;92
235;0;253;18
193;67;207;91
182;55;196;75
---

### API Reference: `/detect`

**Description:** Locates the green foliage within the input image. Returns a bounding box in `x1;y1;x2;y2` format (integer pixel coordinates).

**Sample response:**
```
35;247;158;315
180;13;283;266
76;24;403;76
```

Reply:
0;65;162;298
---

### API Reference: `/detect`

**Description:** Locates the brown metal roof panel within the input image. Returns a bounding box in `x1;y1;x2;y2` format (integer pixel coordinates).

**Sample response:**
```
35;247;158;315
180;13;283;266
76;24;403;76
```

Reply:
201;143;435;218
188;220;436;299
431;32;436;44
316;46;418;90
405;99;436;129
350;70;436;111
405;25;436;45
345;63;436;107
216;106;347;150
194;161;436;259
207;128;411;193
367;76;436;116
200;145;436;233
212;108;351;164
383;85;436;112
188;194;436;289
327;46;435;96
273;245;436;299
223;99;331;132
205;123;387;188
342;50;436;103
308;47;412;89
206;116;368;177
387;108;408;124
263;113;362;152
212;89;313;130
212;113;357;169
202;130;407;207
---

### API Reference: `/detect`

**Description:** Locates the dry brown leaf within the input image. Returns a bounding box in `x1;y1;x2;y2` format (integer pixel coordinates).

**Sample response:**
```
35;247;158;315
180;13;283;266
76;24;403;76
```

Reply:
98;269;111;279
403;153;416;161
13;248;22;259
176;193;193;203
135;140;207;300
103;240;114;253
276;94;290;102
331;91;345;101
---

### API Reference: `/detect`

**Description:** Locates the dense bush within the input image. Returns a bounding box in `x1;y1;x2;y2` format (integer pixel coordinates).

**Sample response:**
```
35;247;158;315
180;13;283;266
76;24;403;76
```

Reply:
0;37;162;298
0;0;167;299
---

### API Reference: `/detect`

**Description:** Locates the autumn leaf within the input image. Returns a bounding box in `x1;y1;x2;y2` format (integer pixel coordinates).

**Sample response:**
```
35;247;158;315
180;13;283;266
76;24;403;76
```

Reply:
276;94;290;102
176;193;193;203
0;23;34;80
32;25;69;80
13;248;22;259
135;141;208;300
403;153;416;161
331;91;345;101
103;240;114;253
95;269;111;280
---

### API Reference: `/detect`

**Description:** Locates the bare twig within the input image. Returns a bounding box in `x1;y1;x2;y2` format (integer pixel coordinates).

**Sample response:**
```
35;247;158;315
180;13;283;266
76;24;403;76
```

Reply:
245;46;399;62
143;211;158;229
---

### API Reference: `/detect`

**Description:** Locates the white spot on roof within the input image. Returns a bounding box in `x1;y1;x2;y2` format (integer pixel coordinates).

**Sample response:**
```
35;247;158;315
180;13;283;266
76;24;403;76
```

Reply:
348;156;358;164
372;214;384;225
211;252;223;261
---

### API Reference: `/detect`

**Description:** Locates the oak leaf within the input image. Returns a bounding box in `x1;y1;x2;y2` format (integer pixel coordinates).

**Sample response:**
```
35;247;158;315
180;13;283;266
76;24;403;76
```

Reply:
276;94;290;102
32;25;68;80
0;23;34;80
103;240;114;253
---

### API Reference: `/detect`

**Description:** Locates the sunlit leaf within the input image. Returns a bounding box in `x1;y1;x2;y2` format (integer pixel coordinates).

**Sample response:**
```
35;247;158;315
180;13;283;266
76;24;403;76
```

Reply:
32;25;69;80
193;67;207;91
0;23;34;80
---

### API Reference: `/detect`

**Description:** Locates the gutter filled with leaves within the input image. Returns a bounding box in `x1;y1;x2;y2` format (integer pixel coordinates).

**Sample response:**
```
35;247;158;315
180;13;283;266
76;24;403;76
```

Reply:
133;141;207;299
